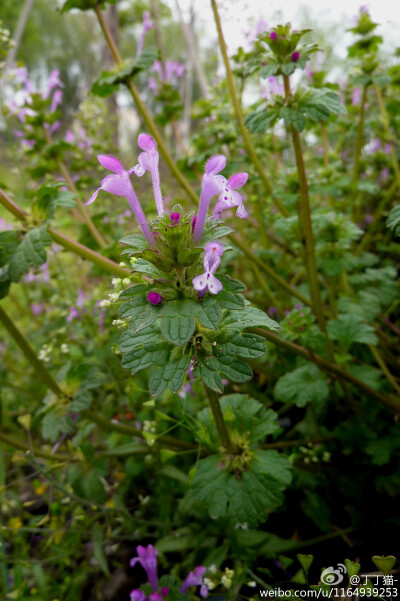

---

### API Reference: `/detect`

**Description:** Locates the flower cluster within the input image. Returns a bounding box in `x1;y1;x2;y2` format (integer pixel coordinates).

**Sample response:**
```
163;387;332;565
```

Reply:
86;133;248;297
129;544;208;599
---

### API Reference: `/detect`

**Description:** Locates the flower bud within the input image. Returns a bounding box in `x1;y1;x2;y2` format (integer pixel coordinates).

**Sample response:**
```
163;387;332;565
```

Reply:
147;291;163;305
270;31;278;40
292;51;300;62
170;211;181;225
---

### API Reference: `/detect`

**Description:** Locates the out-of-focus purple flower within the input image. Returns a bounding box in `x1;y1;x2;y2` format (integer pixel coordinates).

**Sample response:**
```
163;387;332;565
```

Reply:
149;594;162;601
15;67;34;94
86;154;155;246
130;591;148;601
149;60;185;93
0;217;13;230
270;31;278;40
137;10;153;56
244;19;268;46
147;291;163;305
130;545;158;592
65;129;75;143
268;306;280;318
170;212;181;225
131;134;164;217
180;566;207;594
260;75;284;99
292;51;300;62
212;172;248;220
44;70;64;99
31;302;45;316
193;243;224;295
178;368;195;399
369;139;381;153
352;88;361;106
378;167;390;183
384;143;392;155
50;89;63;113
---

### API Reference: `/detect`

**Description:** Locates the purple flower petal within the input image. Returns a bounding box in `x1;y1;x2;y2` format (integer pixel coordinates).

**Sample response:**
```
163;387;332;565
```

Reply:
227;172;248;189
138;133;157;152
180;566;207;593
130;590;148;601
97;155;125;174
205;154;226;175
85;187;102;205
236;203;248;218
205;241;224;256
101;174;132;197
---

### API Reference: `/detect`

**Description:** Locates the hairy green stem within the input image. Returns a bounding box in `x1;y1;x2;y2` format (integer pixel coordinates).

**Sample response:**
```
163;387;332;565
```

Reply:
205;387;235;452
210;0;288;217
253;327;400;413
0;188;129;277
0;431;70;461
0;305;64;398
44;128;107;248
82;410;197;452
282;74;328;334
94;4;197;205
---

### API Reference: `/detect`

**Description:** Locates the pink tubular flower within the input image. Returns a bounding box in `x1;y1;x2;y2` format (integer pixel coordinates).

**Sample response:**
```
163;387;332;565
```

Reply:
44;70;64;99
131;134;164;217
130;545;158;592
193;243;224;295
50;89;63;113
86;155;155;247
212;172;248;220
137;10;153;56
180;566;207;595
193;156;248;243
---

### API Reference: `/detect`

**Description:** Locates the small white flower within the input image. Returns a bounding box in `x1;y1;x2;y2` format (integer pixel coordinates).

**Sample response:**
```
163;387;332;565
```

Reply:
111;278;121;287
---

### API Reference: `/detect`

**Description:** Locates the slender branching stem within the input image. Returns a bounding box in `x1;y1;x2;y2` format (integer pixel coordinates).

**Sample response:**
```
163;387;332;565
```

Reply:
374;84;400;189
94;4;197;205
205;387;235;452
210;0;288;217
0;305;64;397
0;188;129;277
282;74;328;335
43;128;107;248
352;85;368;202
253;327;400;413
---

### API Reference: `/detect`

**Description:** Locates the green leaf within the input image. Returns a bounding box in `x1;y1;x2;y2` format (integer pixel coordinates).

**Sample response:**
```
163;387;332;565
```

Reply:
8;225;52;283
160;299;198;346
119;294;161;331
196;298;222;330
41;412;73;443
327;314;378;347
149;355;190;396
0;231;19;267
194;357;223;393
119;234;148;250
119;325;170;375
220;333;266;359
245;107;279;134
198;394;280;444
387;205;400;236
297;554;314;574
274;364;329;407
371;556;396;575
220;305;280;336
91;47;158;97
216;355;253;383
190;450;292;526
92;525;110;577
133;259;168;279
280;107;306;132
